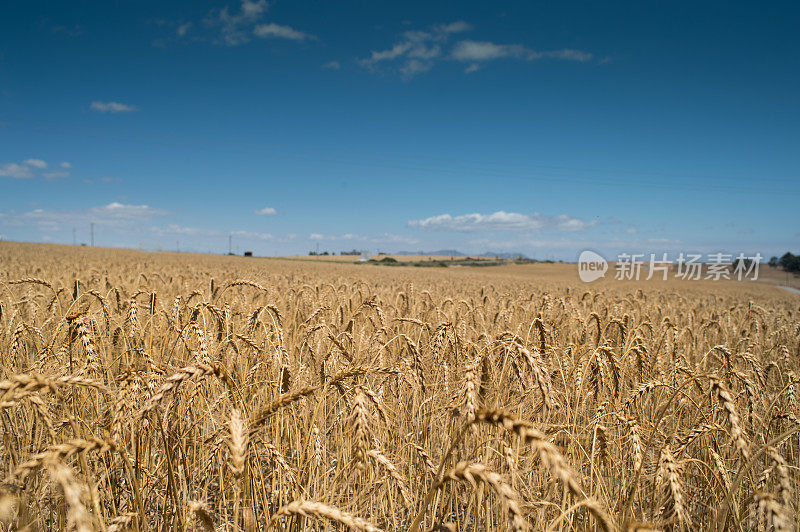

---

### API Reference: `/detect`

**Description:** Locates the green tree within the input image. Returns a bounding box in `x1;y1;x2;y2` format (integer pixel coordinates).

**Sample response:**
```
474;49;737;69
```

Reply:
778;252;800;273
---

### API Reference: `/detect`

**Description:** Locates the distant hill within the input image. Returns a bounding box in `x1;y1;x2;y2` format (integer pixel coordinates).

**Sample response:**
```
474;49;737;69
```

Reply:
394;250;465;256
394;250;530;260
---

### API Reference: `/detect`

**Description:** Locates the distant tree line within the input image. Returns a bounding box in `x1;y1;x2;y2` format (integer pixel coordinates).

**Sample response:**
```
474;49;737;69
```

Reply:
309;249;363;256
768;252;800;273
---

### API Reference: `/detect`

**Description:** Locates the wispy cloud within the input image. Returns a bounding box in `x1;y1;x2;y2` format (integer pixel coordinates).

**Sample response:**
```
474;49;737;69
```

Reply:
91;101;137;113
95;202;168;219
1;159;75;180
309;232;361;241
0;162;35;179
23;158;47;169
52;24;84;37
152;224;294;243
232;229;279;240
359;21;471;78
254;206;277;216
151;224;216;237
212;0;268;45
322;60;341;70
408;211;599;232
454;42;592;73
359;22;593;78
452;41;592;63
1;202;168;231
253;23;313;41
308;232;420;245
206;0;314;46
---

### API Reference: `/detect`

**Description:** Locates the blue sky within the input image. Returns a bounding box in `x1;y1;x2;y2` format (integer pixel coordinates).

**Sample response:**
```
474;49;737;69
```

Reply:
1;1;798;259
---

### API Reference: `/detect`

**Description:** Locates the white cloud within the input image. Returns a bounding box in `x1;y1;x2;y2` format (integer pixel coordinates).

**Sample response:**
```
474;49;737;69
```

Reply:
400;59;433;77
52;24;84;38
23;159;47;169
451;41;511;61
360;23;591;78
308;233;360;241
409;212;542;232
549;49;594;61
554;214;596;231
306;232;419;245
1;159;73;180
232;229;275;240
253;23;312;41
0;163;35;179
359;21;470;78
240;0;267;18
91;101;137;113
152;225;285;243
101;176;123;183
451;41;592;63
408;211;599;233
1;202;168;232
91;202;167;221
103;203;160;220
207;0;314;46
214;0;268;45
364;42;413;63
436;21;473;34
254;206;277;216
323;60;341;70
153;224;292;243
151;224;219;237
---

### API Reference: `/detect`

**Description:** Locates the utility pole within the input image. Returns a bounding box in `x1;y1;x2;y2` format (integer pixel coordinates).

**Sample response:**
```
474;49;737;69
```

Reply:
177;241;180;253
72;227;76;245
228;233;232;255
90;223;95;246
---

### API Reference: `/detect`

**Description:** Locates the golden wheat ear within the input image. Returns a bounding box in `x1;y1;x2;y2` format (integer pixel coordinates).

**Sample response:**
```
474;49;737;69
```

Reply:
270;499;384;532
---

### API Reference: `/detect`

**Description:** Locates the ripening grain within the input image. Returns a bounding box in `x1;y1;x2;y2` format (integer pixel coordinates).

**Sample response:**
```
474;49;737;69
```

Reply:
0;242;798;531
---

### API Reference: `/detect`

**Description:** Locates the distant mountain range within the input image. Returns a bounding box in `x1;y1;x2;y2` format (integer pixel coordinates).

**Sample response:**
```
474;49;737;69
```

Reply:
394;249;464;256
394;250;530;259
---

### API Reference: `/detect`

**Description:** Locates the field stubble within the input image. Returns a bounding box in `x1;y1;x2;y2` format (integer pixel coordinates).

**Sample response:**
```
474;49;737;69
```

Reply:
0;242;798;531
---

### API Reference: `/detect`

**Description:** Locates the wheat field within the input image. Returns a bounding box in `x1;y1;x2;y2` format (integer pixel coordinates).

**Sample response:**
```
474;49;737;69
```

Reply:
0;242;798;531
